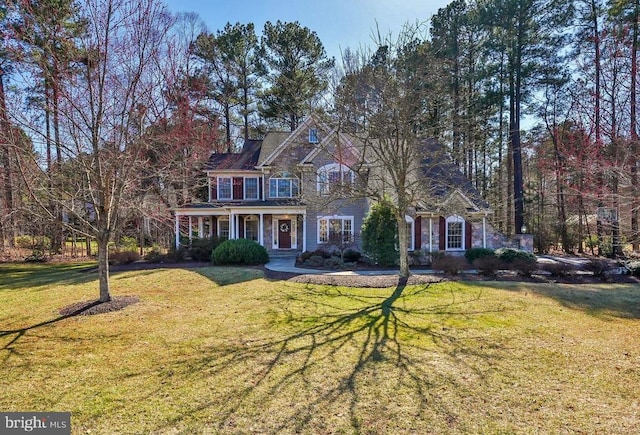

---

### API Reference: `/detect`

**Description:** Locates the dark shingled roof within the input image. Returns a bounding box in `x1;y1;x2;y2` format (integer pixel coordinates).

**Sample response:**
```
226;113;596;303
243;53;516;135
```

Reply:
420;138;489;210
206;139;262;170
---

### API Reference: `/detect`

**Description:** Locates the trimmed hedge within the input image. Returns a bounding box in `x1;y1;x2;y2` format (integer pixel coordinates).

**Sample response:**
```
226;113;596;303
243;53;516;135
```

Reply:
212;239;269;265
495;248;536;263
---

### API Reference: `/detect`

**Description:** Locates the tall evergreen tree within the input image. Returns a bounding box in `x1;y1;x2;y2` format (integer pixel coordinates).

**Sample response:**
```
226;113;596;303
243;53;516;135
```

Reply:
258;21;334;131
192;22;259;150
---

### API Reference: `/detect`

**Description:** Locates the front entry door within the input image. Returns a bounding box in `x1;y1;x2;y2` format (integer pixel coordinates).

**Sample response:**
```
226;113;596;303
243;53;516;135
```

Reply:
278;219;292;249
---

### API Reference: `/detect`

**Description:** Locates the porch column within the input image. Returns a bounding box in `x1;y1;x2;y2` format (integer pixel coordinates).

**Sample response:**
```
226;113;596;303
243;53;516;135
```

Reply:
302;213;307;252
188;216;193;242
208;217;213;238
198;217;204;238
259;213;264;246
229;212;235;239
174;214;180;248
482;215;487;248
429;217;433;253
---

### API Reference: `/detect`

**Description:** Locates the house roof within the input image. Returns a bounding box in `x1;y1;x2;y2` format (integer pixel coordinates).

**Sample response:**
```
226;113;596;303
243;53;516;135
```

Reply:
205;139;262;171
257;131;295;166
418;138;489;211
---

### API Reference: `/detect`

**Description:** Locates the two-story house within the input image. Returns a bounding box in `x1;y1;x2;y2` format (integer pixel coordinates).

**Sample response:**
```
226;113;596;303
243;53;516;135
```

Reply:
172;116;529;256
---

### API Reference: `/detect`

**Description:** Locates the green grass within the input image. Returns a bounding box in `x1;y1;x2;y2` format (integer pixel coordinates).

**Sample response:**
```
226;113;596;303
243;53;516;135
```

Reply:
1;264;639;434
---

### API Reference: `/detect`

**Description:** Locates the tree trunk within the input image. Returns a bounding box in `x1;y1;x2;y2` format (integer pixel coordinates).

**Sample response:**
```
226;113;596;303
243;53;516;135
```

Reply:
630;0;639;252
396;214;410;278
97;234;111;302
0;66;15;248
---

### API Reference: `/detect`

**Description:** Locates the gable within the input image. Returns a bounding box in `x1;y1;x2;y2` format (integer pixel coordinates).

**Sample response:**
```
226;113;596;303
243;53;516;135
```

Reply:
257;115;334;168
302;130;363;168
419;138;490;211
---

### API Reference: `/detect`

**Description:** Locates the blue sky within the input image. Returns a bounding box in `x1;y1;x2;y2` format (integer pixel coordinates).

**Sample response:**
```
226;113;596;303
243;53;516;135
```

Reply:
163;0;452;59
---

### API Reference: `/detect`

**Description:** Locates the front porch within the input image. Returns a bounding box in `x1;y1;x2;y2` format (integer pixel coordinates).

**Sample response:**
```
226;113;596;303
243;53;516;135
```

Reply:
173;205;308;253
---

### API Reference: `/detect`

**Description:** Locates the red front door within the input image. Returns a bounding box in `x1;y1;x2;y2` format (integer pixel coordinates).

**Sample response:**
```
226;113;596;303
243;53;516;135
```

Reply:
278;219;292;249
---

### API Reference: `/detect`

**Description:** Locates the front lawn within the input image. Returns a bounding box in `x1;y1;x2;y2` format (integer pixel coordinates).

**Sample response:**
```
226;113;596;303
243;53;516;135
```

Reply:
1;263;639;433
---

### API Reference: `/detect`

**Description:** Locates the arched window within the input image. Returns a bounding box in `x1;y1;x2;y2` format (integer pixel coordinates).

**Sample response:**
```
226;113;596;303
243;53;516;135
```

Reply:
317;163;354;195
445;215;465;250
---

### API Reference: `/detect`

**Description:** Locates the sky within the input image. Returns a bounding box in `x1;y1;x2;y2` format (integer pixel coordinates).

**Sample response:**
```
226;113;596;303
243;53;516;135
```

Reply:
163;0;453;60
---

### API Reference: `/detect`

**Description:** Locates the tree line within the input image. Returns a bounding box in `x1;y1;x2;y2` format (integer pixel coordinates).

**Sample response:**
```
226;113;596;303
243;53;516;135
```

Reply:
0;0;639;298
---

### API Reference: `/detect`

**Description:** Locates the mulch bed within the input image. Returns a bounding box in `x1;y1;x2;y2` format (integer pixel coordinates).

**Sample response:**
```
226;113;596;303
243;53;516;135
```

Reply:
59;296;140;317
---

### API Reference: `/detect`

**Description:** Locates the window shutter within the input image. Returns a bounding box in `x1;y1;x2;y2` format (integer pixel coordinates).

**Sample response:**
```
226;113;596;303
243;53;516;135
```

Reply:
414;217;422;250
233;177;243;200
465;221;472;249
439;217;445;250
211;179;217;200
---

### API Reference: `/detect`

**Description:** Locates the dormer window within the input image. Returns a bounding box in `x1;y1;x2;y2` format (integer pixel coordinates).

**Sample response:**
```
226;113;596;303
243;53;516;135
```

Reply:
309;128;318;143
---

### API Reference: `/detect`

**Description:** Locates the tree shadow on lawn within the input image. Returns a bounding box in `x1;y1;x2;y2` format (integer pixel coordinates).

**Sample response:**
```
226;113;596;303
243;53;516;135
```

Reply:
0;296;139;366
0;263;97;291
486;282;640;319
192;266;265;286
157;278;512;432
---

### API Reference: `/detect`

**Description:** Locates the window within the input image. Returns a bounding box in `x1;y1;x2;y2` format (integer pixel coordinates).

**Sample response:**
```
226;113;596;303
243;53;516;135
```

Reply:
218;217;230;240
446;216;464;250
318;216;354;244
269;174;300;198
217;177;232;200
244;215;258;241
309;128;318;143
317;163;354;195
244;177;259;200
406;216;415;251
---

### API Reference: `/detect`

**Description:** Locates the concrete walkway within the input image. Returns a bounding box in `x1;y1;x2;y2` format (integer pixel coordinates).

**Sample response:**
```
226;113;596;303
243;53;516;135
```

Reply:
265;255;614;276
265;257;436;276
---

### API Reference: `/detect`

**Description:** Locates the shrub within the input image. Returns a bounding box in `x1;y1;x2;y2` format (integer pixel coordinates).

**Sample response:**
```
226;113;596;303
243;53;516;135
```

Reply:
323;257;345;269
343;249;362;263
473;256;504;277
431;255;469;275
212;239;269;265
361;201;398;267
119;236;139;252
24;249;48;263
109;250;140;265
510;258;538;277
299;251;314;262
303;255;325;267
188;237;222;262
495;247;536;263
465;248;495;263
144;247;165;263
540;262;575;277
166;246;187;263
16;235;35;249
584;258;612;277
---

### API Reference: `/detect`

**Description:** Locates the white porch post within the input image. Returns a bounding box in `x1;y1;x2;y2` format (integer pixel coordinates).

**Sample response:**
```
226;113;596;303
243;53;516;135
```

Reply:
188;216;193;243
174;214;180;248
229;211;235;239
429;217;433;253
302;213;307;252
198;217;204;238
482;215;487;248
259;213;264;246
